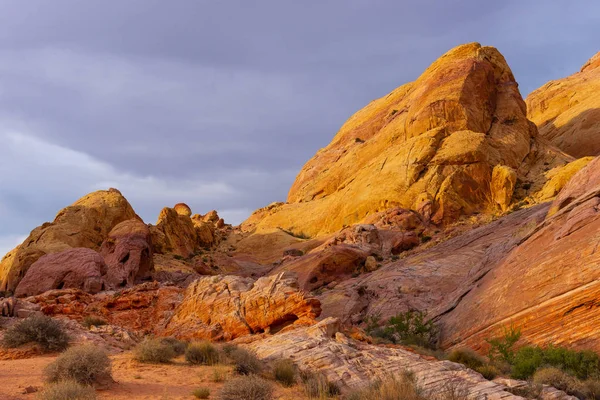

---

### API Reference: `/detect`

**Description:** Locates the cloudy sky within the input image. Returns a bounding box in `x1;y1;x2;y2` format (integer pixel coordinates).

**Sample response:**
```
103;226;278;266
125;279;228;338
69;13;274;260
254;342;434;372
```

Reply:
0;0;599;257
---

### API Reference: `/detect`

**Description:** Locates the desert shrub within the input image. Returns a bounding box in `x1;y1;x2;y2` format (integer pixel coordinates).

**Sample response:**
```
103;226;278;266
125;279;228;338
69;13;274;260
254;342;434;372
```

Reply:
229;348;262;375
505;381;543;399
220;376;273;400
584;378;600;400
133;338;176;364
38;380;96;400
486;324;521;364
475;364;499;380
160;337;188;355
345;373;425;400
192;387;210;399
511;345;600;380
82;316;107;329
435;376;469;400
532;367;575;392
365;311;437;348
186;341;219;365
2;314;69;352
300;370;340;398
221;343;239;356
273;358;296;387
45;345;111;385
447;348;484;370
211;365;229;382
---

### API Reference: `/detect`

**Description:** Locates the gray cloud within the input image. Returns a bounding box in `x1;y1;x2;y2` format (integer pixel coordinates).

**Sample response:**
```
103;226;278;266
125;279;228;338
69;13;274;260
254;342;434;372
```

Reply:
0;0;599;255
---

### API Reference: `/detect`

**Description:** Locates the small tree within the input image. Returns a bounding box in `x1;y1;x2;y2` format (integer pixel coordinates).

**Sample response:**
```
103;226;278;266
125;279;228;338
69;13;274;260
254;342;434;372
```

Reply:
486;324;521;364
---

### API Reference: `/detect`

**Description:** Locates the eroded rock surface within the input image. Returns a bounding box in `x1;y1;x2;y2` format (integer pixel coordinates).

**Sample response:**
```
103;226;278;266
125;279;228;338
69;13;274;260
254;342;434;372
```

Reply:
243;43;567;237
527;51;600;158
161;273;321;340
14;248;108;297
246;318;573;399
0;189;138;293
100;219;154;288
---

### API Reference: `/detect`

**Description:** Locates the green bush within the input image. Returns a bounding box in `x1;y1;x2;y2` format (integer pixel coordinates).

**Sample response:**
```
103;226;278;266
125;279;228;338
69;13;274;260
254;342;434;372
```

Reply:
185;341;219;365
82;316;107;329
229;348;263;375
447;348;484;370
2;314;69;352
45;345;112;385
220;376;273;400
273;358;296;387
133;338;177;364
365;311;437;348
38;380;97;400
160;337;188;355
511;345;600;380
345;373;425;400
192;387;210;399
486;324;521;364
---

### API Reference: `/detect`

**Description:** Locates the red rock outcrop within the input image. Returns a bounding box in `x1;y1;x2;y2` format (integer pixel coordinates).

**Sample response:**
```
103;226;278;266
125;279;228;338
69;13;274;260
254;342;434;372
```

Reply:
243;43;568;237
14;248;107;297
161;273;321;340
26;282;184;335
0;189;138;293
150;207;199;258
527;51;600;158
100;219;154;288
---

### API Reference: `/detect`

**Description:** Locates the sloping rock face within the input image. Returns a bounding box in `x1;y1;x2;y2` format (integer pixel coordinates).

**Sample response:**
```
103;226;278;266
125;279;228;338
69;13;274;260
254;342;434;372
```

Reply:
246;318;574;399
534;156;594;202
0;189;138;293
25;282;184;334
161;273;321;340
527;51;600;158
316;204;548;325
439;156;600;352
14;248;107;297
243;43;567;237
100;219;154;288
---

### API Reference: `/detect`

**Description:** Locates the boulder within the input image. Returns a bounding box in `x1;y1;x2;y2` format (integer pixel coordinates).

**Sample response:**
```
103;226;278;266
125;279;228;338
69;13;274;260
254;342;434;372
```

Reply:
243;43;567;237
14;248;108;297
100;219;154;288
527;51;600;158
173;203;192;217
0;189;138;293
151;207;199;258
161;273;321;340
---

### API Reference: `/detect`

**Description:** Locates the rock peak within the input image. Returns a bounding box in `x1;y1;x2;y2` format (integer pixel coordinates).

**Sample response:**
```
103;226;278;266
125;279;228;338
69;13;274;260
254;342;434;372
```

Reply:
581;51;600;72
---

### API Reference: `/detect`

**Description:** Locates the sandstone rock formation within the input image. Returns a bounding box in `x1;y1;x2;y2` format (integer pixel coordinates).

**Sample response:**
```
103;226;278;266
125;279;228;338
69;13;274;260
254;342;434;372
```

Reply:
150;206;220;258
161;273;321;340
243;43;568;237
527;51;600;158
100;219;154;288
317;204;549;325
246;318;574;399
0;189;138;293
25;282;183;334
14;248;108;297
439;156;600;352
534;156;594;202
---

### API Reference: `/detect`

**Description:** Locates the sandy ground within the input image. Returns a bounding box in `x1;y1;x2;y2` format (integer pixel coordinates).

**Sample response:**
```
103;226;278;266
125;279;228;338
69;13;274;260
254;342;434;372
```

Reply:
0;353;308;400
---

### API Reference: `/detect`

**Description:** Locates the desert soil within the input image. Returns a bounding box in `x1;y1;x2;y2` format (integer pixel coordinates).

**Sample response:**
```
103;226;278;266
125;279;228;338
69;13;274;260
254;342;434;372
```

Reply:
0;353;308;400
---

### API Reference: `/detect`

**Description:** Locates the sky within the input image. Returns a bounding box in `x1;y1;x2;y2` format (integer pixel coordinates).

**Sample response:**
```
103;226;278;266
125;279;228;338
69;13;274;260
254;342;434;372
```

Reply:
0;0;599;257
